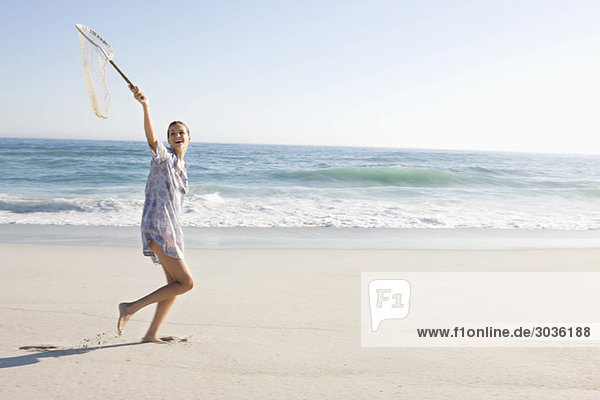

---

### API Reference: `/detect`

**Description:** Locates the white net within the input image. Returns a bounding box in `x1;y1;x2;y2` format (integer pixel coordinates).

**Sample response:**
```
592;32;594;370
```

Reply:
76;24;114;119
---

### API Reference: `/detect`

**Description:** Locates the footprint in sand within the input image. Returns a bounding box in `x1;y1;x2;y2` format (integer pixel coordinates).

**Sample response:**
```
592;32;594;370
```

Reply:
18;336;191;352
152;336;189;343
18;345;59;352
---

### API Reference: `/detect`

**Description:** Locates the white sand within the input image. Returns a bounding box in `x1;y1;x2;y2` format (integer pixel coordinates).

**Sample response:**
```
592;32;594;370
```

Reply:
1;243;600;399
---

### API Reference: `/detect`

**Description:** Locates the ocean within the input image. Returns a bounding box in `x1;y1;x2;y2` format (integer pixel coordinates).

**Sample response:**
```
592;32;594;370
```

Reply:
1;137;599;231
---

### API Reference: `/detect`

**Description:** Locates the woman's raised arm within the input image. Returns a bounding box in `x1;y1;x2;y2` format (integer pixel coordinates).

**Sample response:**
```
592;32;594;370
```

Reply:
129;85;158;153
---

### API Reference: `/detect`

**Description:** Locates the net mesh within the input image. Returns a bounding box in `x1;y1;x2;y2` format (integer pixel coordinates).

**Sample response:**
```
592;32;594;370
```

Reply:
76;24;114;119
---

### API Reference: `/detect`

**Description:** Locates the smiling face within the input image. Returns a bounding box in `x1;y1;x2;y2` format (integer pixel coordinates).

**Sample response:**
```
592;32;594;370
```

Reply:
167;122;190;157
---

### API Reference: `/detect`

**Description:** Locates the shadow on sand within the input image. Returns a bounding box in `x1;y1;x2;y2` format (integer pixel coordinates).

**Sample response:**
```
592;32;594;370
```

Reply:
0;342;142;369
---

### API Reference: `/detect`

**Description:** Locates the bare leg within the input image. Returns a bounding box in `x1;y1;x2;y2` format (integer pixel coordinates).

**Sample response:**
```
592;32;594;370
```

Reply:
118;241;194;339
141;268;176;343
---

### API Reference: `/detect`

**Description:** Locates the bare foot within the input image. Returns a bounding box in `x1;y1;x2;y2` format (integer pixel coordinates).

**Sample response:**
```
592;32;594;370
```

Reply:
141;336;162;343
141;335;177;343
117;303;133;336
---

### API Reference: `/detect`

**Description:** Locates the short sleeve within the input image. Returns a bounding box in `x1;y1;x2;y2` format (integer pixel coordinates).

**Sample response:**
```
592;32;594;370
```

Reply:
150;140;169;164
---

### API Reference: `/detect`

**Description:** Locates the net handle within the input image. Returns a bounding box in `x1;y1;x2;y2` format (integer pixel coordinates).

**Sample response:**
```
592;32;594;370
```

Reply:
75;24;134;87
109;60;133;86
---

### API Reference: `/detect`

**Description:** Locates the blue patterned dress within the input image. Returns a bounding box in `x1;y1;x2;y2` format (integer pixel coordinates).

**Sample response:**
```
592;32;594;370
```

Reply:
141;140;189;264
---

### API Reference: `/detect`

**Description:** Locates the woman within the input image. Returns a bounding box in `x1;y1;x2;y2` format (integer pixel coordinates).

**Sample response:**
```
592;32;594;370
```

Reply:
117;85;194;343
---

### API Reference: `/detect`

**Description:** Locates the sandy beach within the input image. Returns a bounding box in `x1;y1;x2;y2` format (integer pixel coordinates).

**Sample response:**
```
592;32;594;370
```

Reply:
4;0;600;397
2;242;600;399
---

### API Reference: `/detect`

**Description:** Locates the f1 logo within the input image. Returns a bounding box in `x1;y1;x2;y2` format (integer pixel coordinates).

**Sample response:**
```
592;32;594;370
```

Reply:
368;279;411;331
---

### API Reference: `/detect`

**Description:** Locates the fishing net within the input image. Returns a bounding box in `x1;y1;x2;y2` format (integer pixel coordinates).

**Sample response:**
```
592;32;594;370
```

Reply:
76;24;115;119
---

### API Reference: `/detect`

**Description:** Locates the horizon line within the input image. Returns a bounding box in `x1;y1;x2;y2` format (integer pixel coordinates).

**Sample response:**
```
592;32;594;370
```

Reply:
1;135;599;157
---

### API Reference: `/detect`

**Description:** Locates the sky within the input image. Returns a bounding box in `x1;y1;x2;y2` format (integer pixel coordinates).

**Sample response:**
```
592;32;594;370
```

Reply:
1;0;599;154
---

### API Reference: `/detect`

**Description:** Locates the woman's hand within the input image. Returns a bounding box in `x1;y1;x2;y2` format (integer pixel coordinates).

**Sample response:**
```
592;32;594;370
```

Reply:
129;84;157;149
129;85;148;105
